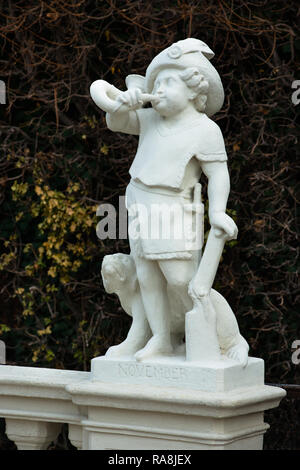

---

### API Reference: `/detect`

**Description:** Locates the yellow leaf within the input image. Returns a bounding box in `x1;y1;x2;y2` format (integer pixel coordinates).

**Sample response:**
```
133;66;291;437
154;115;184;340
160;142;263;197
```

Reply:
37;325;52;336
23;308;34;316
48;266;57;278
15;287;24;295
16;212;24;222
100;144;109;155
66;207;74;216
35;186;43;196
233;142;241;152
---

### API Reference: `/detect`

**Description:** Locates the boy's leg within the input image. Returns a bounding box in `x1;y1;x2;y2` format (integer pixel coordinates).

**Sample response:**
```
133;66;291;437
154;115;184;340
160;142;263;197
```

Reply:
133;255;173;361
159;255;198;316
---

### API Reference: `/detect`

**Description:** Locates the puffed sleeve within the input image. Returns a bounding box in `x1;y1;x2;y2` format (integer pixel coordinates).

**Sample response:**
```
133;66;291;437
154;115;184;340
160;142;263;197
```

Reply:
195;117;228;162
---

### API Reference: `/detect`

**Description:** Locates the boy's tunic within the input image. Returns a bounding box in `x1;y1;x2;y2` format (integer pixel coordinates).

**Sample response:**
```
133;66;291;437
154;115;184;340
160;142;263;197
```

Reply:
125;108;228;260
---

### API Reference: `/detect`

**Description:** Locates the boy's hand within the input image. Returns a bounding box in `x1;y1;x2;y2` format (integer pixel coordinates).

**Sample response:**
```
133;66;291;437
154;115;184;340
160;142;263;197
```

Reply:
209;211;238;240
113;89;158;113
114;88;144;112
188;280;210;299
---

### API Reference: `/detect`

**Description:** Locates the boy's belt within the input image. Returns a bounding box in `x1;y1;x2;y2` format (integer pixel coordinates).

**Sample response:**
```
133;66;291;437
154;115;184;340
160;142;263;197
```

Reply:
129;178;194;200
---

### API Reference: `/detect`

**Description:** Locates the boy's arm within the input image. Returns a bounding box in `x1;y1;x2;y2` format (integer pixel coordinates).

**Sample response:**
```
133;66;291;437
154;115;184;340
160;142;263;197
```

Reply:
201;160;238;239
106;109;140;135
91;81;157;135
188;160;237;300
90;82;146;135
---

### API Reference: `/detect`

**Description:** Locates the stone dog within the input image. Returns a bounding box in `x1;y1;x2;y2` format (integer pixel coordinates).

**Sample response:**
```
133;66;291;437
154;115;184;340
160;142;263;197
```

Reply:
101;253;249;366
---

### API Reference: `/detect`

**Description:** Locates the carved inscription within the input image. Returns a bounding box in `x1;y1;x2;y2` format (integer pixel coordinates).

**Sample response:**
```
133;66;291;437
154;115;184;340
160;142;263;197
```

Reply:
118;363;188;381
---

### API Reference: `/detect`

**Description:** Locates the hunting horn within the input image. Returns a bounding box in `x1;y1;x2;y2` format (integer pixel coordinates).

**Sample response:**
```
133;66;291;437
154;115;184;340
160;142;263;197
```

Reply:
90;74;156;113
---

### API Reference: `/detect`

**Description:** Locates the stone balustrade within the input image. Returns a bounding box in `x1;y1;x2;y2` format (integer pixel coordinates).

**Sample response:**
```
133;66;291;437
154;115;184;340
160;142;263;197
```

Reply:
0;365;89;449
0;362;286;450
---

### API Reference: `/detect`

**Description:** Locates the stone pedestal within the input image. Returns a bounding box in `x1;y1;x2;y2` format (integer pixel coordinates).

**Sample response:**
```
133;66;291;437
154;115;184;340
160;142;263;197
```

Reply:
66;355;285;450
91;355;263;392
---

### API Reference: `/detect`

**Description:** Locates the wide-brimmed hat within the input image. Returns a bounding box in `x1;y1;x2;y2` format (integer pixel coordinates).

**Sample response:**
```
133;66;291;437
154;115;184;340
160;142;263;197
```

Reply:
144;38;224;117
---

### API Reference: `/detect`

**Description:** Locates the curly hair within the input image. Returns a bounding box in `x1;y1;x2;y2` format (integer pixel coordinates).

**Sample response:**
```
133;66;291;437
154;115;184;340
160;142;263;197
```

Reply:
179;67;209;113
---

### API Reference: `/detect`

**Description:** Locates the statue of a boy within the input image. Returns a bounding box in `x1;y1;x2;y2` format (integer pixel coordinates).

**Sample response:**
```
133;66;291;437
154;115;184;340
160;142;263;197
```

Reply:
91;38;247;365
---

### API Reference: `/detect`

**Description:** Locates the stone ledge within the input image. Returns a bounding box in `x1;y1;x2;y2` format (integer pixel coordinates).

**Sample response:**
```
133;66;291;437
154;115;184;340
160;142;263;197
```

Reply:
0;365;90;400
81;419;270;445
66;380;286;418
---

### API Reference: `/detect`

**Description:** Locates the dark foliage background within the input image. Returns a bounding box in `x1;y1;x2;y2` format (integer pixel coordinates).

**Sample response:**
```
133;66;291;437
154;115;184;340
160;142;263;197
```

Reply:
0;0;299;450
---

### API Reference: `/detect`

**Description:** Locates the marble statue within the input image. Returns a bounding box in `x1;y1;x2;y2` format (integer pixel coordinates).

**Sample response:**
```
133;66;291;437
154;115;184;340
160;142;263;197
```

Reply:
90;38;249;367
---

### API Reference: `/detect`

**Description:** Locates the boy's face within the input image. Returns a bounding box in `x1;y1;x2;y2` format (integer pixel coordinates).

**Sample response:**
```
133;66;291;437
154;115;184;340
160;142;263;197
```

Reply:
151;68;193;118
